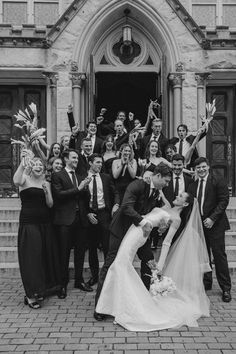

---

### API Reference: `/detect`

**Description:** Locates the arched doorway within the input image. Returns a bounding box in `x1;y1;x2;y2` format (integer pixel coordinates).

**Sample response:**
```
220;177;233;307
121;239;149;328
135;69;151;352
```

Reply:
73;0;180;131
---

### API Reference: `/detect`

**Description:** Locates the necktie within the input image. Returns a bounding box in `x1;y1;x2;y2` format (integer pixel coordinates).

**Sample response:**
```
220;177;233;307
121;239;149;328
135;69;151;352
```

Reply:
149;188;156;199
92;174;98;212
174;176;179;197
179;139;183;155
70;171;77;188
197;178;204;214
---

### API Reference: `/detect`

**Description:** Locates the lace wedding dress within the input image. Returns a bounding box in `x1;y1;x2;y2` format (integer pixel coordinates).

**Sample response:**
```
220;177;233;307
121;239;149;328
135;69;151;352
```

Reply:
96;201;210;331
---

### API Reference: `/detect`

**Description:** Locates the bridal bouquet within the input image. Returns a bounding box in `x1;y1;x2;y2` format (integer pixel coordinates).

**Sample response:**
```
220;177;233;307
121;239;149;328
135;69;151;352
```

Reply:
147;260;176;297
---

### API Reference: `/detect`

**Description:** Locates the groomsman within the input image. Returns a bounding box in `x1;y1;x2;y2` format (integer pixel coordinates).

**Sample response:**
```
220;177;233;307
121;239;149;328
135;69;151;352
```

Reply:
76;138;92;176
163;154;193;207
51;149;93;298
84;154;120;287
162;154;193;245
69;119;103;154
141;119;168;158
188;157;231;302
169;124;206;168
94;162;172;320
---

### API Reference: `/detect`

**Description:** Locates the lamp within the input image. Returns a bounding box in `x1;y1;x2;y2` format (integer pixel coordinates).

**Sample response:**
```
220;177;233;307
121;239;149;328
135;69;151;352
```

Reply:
122;9;132;47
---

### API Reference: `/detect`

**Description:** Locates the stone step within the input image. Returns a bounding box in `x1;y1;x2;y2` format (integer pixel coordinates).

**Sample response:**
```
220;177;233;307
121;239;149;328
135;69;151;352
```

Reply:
228;219;236;232
0;220;19;233
1;261;235;278
0;208;20;219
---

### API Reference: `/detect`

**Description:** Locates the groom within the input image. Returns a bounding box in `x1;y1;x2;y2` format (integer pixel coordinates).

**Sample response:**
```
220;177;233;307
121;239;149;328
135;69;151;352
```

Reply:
94;162;172;320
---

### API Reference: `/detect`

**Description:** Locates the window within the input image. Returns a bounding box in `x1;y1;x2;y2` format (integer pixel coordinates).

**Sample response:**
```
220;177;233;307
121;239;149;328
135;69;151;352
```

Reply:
191;0;236;29
1;0;60;25
34;2;59;25
3;1;27;24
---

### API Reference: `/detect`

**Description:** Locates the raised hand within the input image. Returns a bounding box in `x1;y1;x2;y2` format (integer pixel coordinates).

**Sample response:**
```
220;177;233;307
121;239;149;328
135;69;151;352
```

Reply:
71;123;80;137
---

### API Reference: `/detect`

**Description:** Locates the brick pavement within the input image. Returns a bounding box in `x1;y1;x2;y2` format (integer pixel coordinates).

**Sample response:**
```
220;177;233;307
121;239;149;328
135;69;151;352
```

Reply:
0;272;235;354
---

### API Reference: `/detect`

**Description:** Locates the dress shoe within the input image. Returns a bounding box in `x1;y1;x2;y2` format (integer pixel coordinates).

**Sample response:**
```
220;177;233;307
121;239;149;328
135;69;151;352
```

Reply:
93;311;106;321
24;296;41;309
74;282;93;292
57;287;67;299
222;290;232;302
87;277;98;287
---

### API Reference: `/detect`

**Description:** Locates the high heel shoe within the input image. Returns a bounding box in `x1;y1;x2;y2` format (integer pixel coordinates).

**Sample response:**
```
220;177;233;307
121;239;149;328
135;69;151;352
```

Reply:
24;296;41;309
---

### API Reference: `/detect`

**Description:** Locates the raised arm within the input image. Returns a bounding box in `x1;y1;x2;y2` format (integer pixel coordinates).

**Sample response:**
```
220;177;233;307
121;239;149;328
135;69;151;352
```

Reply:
185;126;206;166
156;216;181;272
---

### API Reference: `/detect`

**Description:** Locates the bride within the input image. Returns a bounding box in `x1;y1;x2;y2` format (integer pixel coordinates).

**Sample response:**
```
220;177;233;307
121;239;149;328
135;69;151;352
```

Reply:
96;192;211;332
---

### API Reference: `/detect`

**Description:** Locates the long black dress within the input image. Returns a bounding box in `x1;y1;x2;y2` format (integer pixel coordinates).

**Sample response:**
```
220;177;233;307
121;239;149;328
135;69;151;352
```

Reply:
18;187;60;298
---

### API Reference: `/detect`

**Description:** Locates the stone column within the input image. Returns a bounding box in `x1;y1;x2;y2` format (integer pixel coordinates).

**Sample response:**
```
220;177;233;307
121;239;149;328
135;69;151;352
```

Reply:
69;63;86;128
168;73;184;135
195;72;211;128
43;71;58;144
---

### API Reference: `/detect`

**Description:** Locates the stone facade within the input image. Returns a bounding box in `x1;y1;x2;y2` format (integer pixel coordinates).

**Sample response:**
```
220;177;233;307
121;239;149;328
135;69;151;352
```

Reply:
0;0;236;193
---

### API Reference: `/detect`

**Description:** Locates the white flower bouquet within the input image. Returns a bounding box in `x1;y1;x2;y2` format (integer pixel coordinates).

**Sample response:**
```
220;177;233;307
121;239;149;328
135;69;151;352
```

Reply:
147;260;176;297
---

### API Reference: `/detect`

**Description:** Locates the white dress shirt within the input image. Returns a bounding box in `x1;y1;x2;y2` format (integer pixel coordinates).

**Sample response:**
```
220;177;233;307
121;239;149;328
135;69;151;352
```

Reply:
88;171;105;210
87;134;96;152
172;172;185;196
175;138;191;157
151;133;160;142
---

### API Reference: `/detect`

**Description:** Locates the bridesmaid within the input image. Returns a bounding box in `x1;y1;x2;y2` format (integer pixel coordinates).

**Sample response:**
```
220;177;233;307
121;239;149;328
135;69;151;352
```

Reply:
101;135;117;175
112;143;137;202
13;150;60;309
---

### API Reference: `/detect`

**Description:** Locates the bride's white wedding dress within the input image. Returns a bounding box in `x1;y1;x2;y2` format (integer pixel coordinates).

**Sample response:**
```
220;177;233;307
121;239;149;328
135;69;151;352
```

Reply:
96;200;211;331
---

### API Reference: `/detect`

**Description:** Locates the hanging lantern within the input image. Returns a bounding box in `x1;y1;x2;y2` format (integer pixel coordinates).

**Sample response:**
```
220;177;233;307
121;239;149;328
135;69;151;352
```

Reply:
122;24;132;46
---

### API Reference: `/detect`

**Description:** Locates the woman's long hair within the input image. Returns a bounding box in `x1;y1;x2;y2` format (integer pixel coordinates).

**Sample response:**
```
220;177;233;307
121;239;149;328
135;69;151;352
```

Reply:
101;134;116;154
48;142;63;160
144;140;162;160
171;192;195;245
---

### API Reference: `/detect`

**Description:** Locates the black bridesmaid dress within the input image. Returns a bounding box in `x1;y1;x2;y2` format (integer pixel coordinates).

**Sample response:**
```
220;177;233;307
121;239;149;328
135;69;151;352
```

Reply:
18;187;60;298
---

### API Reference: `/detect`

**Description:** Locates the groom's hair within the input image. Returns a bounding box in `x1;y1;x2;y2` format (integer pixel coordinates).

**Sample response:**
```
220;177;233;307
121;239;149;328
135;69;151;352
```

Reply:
153;162;172;177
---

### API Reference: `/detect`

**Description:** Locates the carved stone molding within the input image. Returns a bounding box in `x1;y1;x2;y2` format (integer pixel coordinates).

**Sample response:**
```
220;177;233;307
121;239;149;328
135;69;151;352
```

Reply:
195;72;211;86
69;72;86;88
175;61;184;72
168;73;185;87
42;71;58;87
70;61;79;72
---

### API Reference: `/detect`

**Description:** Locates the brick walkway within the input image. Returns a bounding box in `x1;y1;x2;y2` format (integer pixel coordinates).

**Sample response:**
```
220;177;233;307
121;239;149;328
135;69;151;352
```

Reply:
0;273;235;354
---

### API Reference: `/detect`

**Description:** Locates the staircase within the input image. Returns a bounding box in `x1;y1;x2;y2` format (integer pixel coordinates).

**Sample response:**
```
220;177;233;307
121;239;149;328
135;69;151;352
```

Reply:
0;198;236;278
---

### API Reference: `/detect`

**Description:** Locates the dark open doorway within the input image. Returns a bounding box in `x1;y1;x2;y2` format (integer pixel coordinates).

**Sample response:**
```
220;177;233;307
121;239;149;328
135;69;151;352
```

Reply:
95;72;159;124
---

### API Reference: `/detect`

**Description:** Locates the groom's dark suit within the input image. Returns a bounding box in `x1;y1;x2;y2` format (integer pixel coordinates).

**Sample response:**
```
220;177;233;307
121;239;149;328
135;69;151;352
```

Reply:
95;179;162;305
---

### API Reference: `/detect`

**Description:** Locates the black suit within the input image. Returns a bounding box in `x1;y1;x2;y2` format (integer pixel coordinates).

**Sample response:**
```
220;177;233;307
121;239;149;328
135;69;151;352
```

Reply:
169;131;206;168
76;153;90;176
95;179;162;305
51;169;89;288
84;172;120;280
69;132;103;154
141;132;169;158
188;174;231;291
163;173;193;207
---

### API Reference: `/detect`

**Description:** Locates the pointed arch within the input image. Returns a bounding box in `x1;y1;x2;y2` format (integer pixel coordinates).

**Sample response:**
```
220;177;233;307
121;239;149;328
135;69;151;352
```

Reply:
73;0;181;72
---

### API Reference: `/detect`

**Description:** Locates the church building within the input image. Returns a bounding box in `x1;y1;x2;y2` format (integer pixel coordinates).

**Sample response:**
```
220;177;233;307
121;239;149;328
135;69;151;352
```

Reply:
0;0;236;195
